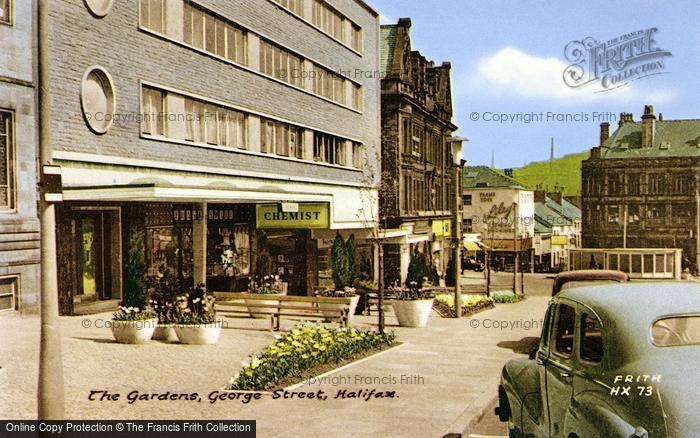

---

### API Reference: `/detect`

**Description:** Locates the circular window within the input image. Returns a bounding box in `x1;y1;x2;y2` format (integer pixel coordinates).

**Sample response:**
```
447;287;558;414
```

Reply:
84;0;114;17
81;66;116;135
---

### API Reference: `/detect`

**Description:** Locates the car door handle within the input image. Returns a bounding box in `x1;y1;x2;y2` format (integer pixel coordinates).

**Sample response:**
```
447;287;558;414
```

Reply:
559;371;571;378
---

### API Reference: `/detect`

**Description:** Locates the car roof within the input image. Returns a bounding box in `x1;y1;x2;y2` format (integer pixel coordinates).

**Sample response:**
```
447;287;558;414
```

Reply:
553;270;629;293
558;282;700;325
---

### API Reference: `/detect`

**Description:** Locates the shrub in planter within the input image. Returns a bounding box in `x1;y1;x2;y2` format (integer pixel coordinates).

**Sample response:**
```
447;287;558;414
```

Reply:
331;233;352;290
227;323;395;391
246;274;286;318
314;286;360;321
433;294;495;317
391;285;435;328
123;228;147;308
406;251;428;290
173;284;221;345
491;290;523;304
111;306;158;344
148;272;180;342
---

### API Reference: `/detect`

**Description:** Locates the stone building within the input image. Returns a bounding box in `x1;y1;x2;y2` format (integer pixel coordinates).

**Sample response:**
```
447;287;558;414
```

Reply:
533;191;581;272
41;0;380;314
0;0;41;314
379;18;462;285
582;105;700;267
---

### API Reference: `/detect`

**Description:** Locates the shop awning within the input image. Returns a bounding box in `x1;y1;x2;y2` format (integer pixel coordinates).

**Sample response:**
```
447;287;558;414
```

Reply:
61;184;333;204
464;241;482;252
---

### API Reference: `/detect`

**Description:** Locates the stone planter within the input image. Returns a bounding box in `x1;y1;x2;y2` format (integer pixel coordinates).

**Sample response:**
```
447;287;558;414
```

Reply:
319;295;360;322
152;324;178;342
111;318;158;344
392;299;434;328
174;322;222;345
246;292;286;319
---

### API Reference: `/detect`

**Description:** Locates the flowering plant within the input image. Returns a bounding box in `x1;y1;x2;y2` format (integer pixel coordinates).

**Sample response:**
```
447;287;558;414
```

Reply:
146;272;180;324
112;306;156;321
393;281;434;301
315;286;357;298
227;323;395;391
248;274;283;295
173;283;217;325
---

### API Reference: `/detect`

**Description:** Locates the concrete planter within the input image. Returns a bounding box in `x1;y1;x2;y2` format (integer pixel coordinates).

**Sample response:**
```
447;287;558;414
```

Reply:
392;299;434;328
246;291;286;319
152;324;179;342
174;323;222;345
319;295;360;322
111;318;158;344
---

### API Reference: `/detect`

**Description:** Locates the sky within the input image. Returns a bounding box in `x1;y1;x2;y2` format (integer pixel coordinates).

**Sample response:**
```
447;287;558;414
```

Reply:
370;0;700;168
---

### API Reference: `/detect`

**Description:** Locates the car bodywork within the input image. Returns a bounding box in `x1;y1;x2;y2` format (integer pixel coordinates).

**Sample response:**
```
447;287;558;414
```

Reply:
551;270;629;297
497;282;700;437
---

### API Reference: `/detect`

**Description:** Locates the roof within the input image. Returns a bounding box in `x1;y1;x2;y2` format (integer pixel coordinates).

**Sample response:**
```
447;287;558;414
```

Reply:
463;166;528;189
379;26;398;77
600;119;700;159
553;270;629;294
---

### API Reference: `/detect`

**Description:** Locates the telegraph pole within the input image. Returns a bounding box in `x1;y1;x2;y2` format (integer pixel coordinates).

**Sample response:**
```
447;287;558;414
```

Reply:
38;0;65;419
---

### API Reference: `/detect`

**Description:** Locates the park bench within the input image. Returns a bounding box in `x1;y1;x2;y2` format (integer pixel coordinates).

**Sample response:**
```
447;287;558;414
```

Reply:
213;292;353;331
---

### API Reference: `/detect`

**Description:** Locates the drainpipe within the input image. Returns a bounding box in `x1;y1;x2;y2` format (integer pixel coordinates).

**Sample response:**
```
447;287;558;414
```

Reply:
38;0;65;419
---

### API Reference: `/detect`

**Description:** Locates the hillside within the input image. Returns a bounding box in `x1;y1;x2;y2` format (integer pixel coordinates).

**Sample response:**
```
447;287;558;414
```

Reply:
510;151;589;196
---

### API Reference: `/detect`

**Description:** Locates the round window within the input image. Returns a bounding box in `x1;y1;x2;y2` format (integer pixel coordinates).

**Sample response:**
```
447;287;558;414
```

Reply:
81;67;116;135
84;0;114;17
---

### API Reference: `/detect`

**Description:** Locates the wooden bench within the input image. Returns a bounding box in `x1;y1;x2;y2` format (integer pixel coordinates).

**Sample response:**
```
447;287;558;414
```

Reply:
213;292;353;331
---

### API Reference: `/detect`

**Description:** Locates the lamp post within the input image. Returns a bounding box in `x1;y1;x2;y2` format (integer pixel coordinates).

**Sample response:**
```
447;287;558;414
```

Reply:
449;137;466;318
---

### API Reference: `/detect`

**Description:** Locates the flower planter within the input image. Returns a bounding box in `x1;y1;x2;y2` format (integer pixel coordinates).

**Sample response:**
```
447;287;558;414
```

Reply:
392;299;434;328
174;322;222;345
152;324;179;342
246;292;286;319
111;318;158;344
319;295;360;321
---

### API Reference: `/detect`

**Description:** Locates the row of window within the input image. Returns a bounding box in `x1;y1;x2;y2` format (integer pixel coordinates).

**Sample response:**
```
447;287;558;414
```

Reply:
401;118;447;167
275;0;363;53
141;86;363;168
401;172;449;214
0;110;15;210
592;203;694;226
586;173;692;196
140;0;363;111
0;0;11;25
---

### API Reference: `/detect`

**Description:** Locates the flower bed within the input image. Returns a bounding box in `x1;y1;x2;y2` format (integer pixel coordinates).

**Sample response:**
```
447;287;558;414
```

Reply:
491;290;523;303
227;323;396;391
433;294;495;318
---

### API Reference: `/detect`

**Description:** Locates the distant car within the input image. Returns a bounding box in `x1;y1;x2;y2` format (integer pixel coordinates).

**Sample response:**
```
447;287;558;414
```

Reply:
496;282;700;437
551;269;629;296
462;258;485;272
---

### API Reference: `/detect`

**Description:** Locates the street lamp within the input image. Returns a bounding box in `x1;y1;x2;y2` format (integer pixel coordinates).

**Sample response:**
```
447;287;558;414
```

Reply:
449;137;467;318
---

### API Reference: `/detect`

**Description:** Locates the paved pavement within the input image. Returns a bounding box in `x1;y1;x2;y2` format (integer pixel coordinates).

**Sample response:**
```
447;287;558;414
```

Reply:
0;284;550;437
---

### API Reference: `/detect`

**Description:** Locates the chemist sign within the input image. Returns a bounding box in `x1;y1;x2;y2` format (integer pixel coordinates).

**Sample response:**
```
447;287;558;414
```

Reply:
256;203;330;229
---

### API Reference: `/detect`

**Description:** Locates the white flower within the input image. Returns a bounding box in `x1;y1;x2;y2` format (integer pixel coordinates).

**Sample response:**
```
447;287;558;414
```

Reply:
134;307;140;312
124;308;131;314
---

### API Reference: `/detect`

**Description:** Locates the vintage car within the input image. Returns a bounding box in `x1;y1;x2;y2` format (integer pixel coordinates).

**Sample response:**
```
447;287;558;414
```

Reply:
551;269;629;296
496;282;700;437
462;257;485;272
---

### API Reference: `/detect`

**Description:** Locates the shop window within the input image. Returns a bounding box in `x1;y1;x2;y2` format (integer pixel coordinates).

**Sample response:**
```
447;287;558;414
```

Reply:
0;0;12;25
0;275;19;312
139;0;165;34
0;110;15;210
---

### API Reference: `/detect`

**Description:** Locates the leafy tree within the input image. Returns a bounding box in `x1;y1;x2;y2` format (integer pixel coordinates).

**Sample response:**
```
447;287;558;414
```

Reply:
406;251;428;290
331;233;352;290
123;228;146;308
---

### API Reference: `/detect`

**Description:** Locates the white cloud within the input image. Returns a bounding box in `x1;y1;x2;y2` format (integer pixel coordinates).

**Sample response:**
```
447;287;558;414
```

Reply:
459;47;675;104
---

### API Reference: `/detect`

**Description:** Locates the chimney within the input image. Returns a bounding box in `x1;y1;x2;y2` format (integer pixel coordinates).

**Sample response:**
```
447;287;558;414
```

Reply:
618;112;634;127
641;105;656;148
547;191;563;205
599;122;610;145
534;190;546;203
397;17;412;28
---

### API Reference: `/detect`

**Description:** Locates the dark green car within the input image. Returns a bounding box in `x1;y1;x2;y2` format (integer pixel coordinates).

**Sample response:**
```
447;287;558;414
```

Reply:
497;282;700;437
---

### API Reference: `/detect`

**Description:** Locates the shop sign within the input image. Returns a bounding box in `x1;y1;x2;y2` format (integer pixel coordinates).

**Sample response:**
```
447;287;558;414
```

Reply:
256;203;329;229
432;220;451;237
552;235;569;246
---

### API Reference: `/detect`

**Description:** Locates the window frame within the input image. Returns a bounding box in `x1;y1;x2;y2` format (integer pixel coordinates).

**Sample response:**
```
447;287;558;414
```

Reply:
0;0;13;26
0;274;20;312
0;109;16;212
579;311;604;364
139;0;165;34
552;303;576;358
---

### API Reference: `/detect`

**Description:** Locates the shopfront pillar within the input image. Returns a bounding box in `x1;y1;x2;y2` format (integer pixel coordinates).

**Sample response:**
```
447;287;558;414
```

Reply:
193;203;207;286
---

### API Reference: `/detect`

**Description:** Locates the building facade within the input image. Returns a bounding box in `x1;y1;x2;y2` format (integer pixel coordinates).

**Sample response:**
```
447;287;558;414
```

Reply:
44;0;380;315
379;18;461;285
582;105;700;269
462;166;534;271
0;0;41;314
533;191;581;272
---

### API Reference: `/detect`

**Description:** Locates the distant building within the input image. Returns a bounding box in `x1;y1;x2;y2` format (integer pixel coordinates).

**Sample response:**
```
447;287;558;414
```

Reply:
0;0;40;314
462;166;534;271
379;18;461;285
533;191;581;272
582;105;700;267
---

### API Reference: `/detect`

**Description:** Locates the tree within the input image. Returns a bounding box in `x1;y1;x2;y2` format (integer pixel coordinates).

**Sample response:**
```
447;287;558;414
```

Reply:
123;228;146;308
331;232;352;290
406;251;428;289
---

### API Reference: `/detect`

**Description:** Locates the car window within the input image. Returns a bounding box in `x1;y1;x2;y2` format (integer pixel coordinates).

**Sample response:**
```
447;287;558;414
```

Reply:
554;304;576;357
540;305;553;350
651;316;700;347
580;313;603;362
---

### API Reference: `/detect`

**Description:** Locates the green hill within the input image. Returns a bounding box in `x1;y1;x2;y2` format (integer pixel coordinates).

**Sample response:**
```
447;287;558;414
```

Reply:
510;150;589;196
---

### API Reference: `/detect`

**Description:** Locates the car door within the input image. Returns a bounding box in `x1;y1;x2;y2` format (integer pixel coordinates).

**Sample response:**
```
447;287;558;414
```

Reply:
545;301;577;437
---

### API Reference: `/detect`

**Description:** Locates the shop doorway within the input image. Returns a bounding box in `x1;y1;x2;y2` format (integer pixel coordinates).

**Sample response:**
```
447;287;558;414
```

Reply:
75;212;115;302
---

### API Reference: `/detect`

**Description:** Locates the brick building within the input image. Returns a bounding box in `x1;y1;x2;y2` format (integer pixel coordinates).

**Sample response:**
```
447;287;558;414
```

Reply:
42;0;380;314
379;18;461;285
582;105;700;268
0;0;41;314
